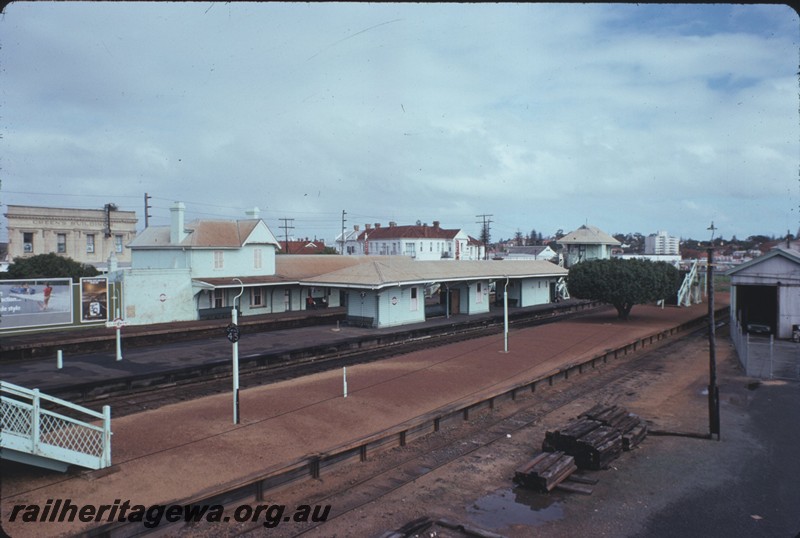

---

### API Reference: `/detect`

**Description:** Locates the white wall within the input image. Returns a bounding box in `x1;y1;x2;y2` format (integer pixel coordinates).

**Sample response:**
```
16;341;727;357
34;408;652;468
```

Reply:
120;268;196;325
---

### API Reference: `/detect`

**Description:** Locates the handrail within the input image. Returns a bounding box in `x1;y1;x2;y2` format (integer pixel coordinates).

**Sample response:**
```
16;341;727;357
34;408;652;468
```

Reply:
0;381;112;470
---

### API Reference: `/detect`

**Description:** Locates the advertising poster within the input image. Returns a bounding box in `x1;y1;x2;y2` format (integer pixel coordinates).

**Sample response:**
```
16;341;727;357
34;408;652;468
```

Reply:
80;277;108;323
0;278;73;330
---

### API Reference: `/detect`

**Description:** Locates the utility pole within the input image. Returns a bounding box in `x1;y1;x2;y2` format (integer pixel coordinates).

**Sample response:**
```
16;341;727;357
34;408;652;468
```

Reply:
144;193;152;228
476;214;493;260
279;218;294;253
707;221;720;440
341;210;347;254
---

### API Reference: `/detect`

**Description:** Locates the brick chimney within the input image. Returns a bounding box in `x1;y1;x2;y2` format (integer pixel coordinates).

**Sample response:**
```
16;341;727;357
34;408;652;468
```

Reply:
433;221;440;229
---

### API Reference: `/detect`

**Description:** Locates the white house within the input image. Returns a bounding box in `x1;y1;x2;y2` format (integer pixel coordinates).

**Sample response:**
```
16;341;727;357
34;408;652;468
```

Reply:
558;224;620;268
726;246;800;339
116;203;282;324
337;221;485;261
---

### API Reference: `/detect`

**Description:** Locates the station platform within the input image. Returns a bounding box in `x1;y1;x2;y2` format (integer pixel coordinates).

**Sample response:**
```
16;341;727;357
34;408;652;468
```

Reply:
0;300;590;394
0;298;726;537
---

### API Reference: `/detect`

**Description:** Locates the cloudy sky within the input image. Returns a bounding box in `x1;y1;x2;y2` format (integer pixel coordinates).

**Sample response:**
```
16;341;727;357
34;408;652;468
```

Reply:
1;3;797;245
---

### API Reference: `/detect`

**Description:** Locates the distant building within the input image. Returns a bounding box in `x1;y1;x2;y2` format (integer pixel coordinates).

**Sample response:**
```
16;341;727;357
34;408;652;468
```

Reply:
558;224;620;268
501;245;558;262
645;230;680;256
4;204;138;270
280;239;327;254
337;221;485;261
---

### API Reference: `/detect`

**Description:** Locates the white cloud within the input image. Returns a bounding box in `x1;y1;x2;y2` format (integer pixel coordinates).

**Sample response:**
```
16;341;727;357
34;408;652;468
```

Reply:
1;3;797;243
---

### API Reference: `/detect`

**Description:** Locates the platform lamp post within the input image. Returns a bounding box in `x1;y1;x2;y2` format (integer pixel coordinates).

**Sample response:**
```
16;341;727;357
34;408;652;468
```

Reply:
706;223;721;440
230;278;244;424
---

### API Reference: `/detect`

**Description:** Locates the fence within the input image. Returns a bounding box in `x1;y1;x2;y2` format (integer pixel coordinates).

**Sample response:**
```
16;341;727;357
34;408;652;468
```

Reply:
730;319;800;380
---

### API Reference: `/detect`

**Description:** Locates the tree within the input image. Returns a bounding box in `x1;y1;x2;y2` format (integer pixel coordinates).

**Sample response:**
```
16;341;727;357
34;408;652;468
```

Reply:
1;253;100;282
567;258;681;320
514;230;524;246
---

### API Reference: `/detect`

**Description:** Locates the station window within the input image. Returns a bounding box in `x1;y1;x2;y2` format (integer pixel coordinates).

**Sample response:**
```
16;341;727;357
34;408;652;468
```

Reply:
251;287;263;307
214;250;224;270
254;248;263;269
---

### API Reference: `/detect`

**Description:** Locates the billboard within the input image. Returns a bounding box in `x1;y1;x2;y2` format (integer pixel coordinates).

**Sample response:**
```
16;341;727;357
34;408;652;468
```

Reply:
80;277;109;323
0;278;73;330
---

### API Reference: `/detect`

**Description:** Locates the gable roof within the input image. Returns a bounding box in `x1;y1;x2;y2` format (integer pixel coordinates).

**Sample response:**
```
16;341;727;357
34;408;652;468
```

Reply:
726;246;800;276
558;224;620;246
129;219;280;249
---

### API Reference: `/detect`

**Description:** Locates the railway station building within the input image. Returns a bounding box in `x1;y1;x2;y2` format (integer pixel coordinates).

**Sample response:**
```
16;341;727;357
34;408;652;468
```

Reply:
114;202;568;327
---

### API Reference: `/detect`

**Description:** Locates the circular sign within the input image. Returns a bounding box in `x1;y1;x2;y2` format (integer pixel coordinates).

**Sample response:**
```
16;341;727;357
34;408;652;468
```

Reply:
226;323;240;343
391;296;398;305
114;317;124;329
159;293;167;302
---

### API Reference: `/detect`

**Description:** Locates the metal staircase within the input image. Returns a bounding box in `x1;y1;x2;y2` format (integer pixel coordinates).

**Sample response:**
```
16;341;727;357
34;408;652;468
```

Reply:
1;381;112;472
677;260;702;307
556;277;570;300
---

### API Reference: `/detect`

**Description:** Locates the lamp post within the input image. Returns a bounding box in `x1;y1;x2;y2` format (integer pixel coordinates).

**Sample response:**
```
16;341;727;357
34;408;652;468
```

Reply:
230;278;244;424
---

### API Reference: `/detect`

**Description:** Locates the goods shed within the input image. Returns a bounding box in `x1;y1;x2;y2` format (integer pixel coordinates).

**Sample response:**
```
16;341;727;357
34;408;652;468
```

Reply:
726;247;800;339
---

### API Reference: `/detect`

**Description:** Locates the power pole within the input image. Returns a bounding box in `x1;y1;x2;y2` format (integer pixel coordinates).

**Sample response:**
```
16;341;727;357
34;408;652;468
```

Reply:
476;214;493;260
706;221;720;440
341;210;347;254
144;193;152;228
279;218;294;254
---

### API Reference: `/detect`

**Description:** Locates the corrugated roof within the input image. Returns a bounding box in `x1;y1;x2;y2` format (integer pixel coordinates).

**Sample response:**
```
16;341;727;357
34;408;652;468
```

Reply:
303;257;568;289
129;219;279;249
558;224;620;246
192;256;567;290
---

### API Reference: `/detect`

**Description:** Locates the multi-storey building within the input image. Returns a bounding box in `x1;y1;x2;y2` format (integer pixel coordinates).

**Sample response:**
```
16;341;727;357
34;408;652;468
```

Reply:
645;230;680;255
4;204;138;269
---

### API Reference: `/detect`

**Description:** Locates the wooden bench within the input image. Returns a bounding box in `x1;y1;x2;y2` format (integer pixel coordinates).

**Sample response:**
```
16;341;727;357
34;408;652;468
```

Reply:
346;316;374;328
198;307;240;320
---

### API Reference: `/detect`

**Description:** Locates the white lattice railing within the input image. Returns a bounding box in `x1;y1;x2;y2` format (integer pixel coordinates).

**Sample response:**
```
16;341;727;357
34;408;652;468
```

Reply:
1;381;112;470
677;260;701;307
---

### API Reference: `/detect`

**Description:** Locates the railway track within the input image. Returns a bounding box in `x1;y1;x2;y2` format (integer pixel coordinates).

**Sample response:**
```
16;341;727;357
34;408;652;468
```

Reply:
167;321;724;538
63;302;605;417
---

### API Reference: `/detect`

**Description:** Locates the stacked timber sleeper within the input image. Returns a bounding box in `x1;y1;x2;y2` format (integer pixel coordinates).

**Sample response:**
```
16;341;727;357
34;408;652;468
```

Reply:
514;404;648;493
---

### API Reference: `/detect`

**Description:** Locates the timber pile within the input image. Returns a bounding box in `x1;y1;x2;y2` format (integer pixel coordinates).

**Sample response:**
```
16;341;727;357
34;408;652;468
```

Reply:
514;451;577;492
579;404;649;451
542;404;648;470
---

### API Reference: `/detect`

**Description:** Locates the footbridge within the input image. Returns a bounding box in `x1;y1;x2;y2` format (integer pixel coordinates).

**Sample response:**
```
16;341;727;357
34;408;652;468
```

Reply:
0;381;112;472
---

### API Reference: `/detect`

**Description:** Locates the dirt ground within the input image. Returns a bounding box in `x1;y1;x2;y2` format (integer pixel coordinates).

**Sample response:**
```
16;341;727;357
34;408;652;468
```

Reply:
284;324;752;538
193;325;788;538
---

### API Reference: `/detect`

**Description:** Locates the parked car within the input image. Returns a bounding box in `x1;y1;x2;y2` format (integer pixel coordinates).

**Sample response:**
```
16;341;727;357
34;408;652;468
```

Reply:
747;323;771;335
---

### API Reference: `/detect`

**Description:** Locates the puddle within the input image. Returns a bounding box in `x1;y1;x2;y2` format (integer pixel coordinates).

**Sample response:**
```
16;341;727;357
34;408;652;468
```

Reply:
466;486;564;530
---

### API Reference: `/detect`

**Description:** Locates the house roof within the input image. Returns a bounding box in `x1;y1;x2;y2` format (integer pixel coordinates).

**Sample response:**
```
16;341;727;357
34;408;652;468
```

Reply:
129;219;280;249
281;240;327;254
192;255;367;288
725;246;800;276
558;224;620;246
358;223;461;241
506;246;553;256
